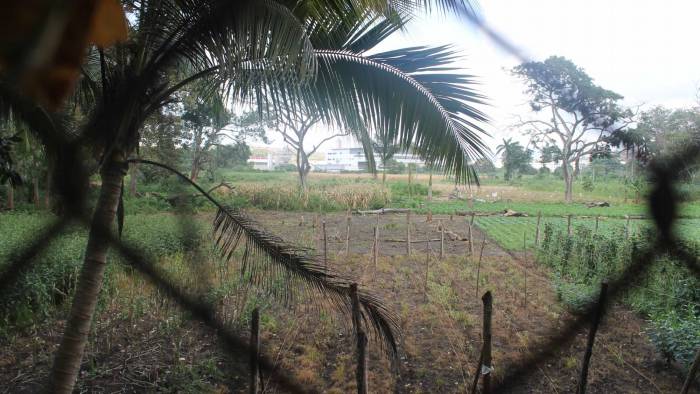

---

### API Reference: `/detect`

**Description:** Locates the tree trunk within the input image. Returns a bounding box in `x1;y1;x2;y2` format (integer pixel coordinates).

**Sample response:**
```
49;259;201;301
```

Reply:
129;161;139;197
45;168;52;209
7;184;14;210
563;163;573;203
382;167;386;185
33;177;40;208
49;152;127;393
190;157;199;182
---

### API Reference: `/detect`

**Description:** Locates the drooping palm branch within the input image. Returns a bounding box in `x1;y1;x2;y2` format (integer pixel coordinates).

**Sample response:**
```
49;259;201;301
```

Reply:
129;158;400;357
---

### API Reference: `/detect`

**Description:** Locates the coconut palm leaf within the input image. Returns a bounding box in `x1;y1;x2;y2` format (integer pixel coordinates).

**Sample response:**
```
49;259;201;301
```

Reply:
297;45;489;183
213;207;399;357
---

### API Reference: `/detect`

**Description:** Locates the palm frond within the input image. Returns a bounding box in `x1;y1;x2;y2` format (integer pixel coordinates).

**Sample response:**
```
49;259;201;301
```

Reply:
213;207;400;358
306;46;489;183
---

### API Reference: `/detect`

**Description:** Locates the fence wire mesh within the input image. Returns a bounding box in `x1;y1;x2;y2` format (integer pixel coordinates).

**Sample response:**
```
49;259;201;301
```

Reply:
1;10;699;394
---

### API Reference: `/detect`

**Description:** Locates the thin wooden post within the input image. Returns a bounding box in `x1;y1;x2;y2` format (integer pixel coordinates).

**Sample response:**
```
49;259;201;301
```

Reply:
373;225;379;274
406;211;412;256
594;215;600;235
427;209;433;222
428;168;433;202
468;213;475;255
475;237;487;298
481;291;493;394
408;163;413;199
567;214;573;236
250;308;260;394
535;211;542;245
346;215;351;255
576;283;608;394
440;220;445;259
424;239;430;301
350;284;368;394
322;220;327;269
523;231;527;251
681;347;700;394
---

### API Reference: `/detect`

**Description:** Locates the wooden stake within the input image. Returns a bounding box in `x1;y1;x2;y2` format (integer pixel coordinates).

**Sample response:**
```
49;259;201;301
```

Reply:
373;225;379;275
425;239;430;301
472;291;494;394
594;215;600;235
350;284;368;394
535;211;542;245
567;214;573;236
523;231;527;251
427;209;433;222
440;220;445;259
406;211;412;256
475;237;487;298
468;213;475;255
408;163;413;199
576;283;608;394
322;220;327;269
428;168;433;202
681;347;700;394
481;291;493;394
346;215;351;255
250;308;260;394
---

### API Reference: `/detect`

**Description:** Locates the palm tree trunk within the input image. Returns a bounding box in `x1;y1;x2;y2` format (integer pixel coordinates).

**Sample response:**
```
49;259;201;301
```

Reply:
49;152;126;393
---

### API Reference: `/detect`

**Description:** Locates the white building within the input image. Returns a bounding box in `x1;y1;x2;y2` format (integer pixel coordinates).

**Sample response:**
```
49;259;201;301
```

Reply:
322;147;425;172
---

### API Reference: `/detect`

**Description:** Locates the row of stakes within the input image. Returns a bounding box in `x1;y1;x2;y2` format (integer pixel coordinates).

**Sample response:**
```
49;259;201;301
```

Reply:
247;284;620;394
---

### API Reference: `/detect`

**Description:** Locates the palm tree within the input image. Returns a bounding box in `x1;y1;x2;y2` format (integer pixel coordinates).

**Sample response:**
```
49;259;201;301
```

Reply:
1;1;488;392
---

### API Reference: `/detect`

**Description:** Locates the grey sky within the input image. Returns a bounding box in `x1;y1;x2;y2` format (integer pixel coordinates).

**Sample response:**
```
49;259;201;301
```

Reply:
372;0;700;155
253;1;700;160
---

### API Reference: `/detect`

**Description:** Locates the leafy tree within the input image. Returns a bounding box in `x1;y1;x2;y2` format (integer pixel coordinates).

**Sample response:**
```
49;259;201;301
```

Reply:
513;56;633;202
495;138;532;180
608;106;700;180
373;129;402;184
1;2;489;392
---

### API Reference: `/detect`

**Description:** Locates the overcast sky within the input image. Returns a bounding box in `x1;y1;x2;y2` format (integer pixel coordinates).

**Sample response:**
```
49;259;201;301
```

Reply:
254;1;700;158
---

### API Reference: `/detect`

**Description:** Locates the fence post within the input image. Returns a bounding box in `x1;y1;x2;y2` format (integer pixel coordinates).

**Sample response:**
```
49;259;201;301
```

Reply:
468;213;475;255
567;214;573;236
576;283;608;394
594;215;599;235
322;220;327;269
373;225;379;275
350;284;368;394
535;211;542;245
427;209;433;223
425;239;430;301
481;291;493;394
523;231;527;251
250;308;260;394
346;215;351;255
681;347;700;394
475;237;487;298
406;211;412;256
440;220;445;259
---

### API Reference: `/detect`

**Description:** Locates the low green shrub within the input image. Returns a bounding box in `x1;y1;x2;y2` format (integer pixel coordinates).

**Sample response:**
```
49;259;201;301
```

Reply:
537;224;700;369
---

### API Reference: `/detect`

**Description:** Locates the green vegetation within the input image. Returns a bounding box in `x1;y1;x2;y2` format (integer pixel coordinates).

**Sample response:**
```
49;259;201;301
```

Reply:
537;225;700;369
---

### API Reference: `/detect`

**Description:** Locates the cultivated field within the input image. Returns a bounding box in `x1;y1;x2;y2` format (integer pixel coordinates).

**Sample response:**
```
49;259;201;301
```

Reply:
1;171;698;392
